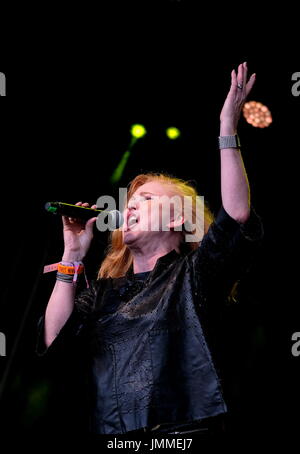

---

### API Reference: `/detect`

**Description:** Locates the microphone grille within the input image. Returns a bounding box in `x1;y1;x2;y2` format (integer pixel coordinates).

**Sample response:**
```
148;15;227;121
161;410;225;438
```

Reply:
107;210;124;230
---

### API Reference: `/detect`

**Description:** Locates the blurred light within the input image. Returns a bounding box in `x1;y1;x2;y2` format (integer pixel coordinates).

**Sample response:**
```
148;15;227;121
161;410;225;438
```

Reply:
130;124;147;138
110;151;131;184
166;127;181;140
111;124;146;184
243;101;273;128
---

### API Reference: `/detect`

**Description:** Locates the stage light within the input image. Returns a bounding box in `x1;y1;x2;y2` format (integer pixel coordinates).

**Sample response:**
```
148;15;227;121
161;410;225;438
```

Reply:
131;124;147;139
166;127;181;139
110;151;131;185
110;124;146;184
243;101;272;128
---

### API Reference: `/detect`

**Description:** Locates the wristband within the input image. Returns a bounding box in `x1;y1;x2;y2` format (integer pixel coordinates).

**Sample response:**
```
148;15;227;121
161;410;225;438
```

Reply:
57;263;85;275
218;134;241;150
56;272;74;284
43;260;89;288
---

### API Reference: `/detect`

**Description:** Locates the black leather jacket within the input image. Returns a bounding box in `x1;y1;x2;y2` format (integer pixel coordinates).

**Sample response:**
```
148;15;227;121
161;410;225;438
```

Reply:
37;205;263;434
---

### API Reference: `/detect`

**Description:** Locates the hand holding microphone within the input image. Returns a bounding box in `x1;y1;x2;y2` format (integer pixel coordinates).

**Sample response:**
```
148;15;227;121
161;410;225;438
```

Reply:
43;200;125;345
62;202;98;262
44;201;124;261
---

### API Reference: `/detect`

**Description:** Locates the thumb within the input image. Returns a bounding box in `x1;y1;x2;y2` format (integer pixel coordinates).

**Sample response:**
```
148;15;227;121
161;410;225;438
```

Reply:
85;217;98;235
246;73;256;97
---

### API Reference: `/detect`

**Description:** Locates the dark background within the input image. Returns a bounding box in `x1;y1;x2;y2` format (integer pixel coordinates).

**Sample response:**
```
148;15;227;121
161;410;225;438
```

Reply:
0;0;299;444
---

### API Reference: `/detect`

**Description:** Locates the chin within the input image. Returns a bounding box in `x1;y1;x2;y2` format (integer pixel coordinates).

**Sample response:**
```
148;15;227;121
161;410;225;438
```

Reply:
123;231;137;245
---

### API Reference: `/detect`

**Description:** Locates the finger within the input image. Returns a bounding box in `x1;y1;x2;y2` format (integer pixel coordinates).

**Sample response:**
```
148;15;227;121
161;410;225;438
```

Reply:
243;61;248;86
91;204;97;209
231;69;237;84
246;73;256;97
229;69;237;93
86;216;98;226
82;202;90;207
69;218;84;225
237;63;243;86
85;217;98;235
70;201;87;224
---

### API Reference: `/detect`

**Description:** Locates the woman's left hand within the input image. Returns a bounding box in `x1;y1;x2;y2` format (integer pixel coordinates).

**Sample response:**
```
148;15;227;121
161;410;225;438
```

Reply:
220;62;256;134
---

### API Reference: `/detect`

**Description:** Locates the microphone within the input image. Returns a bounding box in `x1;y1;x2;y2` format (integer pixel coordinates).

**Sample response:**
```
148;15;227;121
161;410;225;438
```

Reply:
44;202;124;229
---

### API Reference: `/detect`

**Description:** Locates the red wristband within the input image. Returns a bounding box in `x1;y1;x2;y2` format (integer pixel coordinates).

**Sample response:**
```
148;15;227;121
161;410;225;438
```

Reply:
57;263;84;275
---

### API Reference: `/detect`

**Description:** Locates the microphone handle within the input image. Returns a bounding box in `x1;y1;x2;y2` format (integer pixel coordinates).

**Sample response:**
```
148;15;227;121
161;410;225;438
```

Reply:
45;202;104;221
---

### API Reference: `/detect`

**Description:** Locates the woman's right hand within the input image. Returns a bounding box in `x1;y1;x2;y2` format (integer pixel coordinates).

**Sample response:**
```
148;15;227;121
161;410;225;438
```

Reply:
61;201;98;261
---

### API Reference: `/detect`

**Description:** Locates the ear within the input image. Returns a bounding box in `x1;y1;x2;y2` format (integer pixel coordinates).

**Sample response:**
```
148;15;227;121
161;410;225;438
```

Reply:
167;214;185;231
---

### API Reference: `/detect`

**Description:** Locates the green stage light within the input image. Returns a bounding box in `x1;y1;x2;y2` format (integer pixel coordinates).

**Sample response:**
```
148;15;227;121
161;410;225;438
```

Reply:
110;150;131;185
131;124;147;139
110;124;146;185
166;127;181;140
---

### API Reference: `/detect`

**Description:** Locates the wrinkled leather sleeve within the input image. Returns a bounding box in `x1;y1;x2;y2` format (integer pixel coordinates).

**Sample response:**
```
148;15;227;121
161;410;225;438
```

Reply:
36;279;100;357
189;204;264;306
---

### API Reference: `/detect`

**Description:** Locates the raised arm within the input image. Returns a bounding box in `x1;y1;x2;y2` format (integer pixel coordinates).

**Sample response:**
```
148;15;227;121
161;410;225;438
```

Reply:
219;62;256;223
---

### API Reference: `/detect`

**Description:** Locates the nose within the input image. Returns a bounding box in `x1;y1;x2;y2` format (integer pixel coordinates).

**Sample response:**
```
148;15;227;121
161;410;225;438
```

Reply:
127;198;138;210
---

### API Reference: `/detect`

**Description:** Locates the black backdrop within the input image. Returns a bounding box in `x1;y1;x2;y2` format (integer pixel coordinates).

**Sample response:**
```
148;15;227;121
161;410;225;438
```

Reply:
0;1;299;446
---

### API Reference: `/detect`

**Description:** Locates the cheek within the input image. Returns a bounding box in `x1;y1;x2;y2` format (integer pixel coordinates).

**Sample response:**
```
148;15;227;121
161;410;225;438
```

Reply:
147;203;167;230
135;204;157;231
149;203;161;228
159;204;173;227
137;206;152;230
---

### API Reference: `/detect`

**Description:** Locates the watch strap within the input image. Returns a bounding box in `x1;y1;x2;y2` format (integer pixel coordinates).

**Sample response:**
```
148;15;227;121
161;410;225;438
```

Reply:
218;134;241;150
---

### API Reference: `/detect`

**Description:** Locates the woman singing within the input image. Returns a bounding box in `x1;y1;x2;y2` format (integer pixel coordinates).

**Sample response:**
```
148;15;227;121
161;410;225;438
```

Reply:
37;62;263;436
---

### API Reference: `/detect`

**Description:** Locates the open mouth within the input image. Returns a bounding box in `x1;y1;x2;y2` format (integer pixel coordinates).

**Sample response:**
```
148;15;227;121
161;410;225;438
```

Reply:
127;213;139;229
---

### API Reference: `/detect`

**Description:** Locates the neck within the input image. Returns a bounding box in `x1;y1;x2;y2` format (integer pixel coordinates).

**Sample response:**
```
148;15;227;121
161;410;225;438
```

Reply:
131;244;177;274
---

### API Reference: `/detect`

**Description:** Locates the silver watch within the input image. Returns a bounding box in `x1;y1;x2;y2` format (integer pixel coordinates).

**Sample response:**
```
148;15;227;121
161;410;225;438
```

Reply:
218;134;241;150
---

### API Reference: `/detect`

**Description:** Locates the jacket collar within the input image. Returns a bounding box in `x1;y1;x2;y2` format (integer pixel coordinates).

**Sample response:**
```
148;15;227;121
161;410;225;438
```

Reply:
125;249;181;282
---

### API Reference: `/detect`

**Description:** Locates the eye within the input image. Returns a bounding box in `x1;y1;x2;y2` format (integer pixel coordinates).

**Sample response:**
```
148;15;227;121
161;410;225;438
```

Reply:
138;195;152;202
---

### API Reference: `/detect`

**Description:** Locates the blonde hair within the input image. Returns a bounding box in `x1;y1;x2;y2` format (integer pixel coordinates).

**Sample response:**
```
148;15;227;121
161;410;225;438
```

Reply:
98;172;214;279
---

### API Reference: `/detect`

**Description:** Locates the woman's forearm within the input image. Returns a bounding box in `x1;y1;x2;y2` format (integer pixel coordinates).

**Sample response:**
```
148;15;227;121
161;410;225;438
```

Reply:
44;280;76;347
218;62;256;223
220;123;250;223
